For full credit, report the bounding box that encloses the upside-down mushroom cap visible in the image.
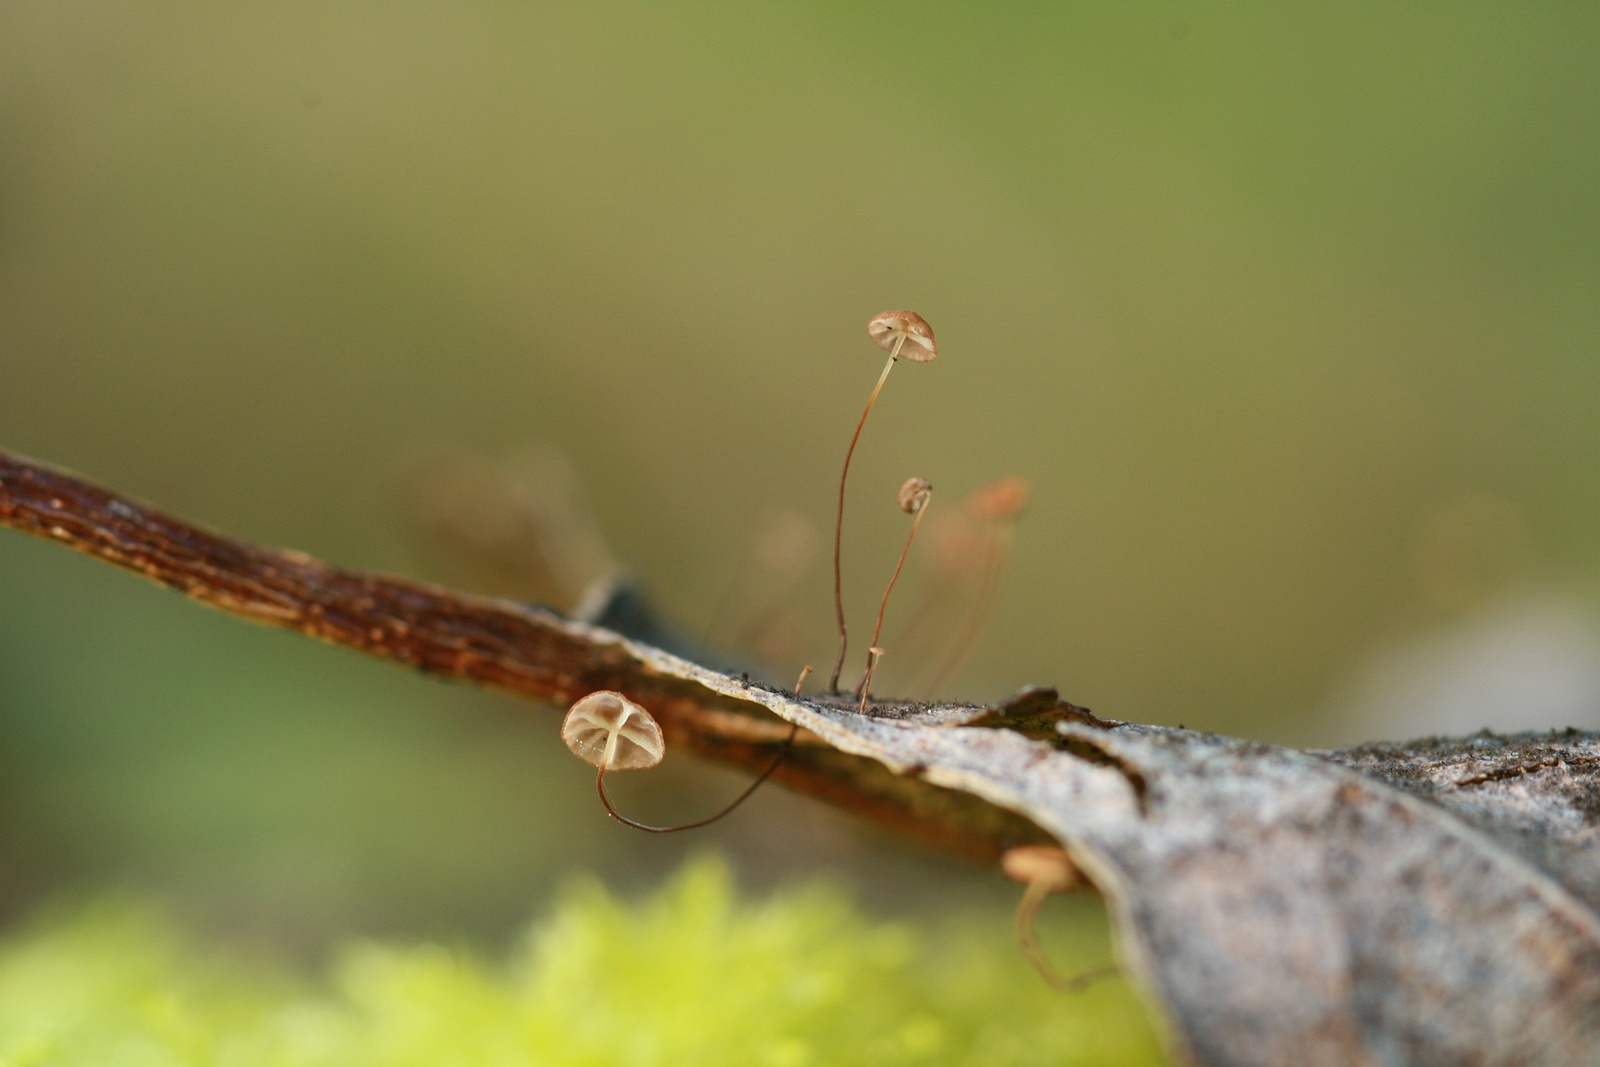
[1001,845,1080,893]
[867,310,938,362]
[561,690,666,771]
[897,476,933,515]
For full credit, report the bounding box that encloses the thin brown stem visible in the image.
[1014,879,1120,993]
[856,497,930,708]
[829,334,906,693]
[596,721,798,833]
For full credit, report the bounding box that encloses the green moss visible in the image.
[0,859,1166,1066]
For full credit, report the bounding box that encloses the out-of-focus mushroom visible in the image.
[1001,845,1118,992]
[921,473,1031,696]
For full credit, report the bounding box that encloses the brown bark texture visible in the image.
[3,447,1598,1067]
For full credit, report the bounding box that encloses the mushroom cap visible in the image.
[867,310,937,362]
[897,476,933,515]
[561,690,666,771]
[968,474,1030,522]
[1000,845,1080,893]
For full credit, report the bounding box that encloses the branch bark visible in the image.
[5,446,1600,1066]
[0,448,1040,861]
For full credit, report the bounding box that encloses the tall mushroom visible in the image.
[828,310,938,694]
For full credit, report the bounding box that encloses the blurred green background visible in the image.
[2,0,1599,969]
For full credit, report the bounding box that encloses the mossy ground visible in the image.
[0,858,1166,1066]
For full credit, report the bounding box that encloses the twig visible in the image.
[0,448,1037,862]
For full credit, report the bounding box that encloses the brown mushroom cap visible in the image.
[897,476,933,515]
[561,690,666,771]
[867,310,937,362]
[1001,845,1080,893]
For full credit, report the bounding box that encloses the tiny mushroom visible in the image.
[867,310,939,363]
[897,475,933,515]
[921,473,1032,696]
[829,311,940,694]
[1001,844,1079,894]
[855,476,935,711]
[561,690,796,834]
[561,690,665,772]
[968,473,1030,522]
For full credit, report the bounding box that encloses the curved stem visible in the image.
[1014,879,1120,993]
[856,497,931,708]
[829,335,906,694]
[595,722,799,833]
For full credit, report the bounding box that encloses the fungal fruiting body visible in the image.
[561,689,796,833]
[918,473,1030,696]
[855,477,933,712]
[881,507,983,676]
[562,690,666,772]
[828,311,938,694]
[1001,845,1118,992]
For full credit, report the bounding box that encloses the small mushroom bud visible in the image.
[898,476,933,515]
[829,312,939,694]
[1001,845,1117,992]
[856,478,934,711]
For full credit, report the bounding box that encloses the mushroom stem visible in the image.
[596,722,799,834]
[856,493,930,709]
[829,333,907,694]
[1013,879,1120,993]
[594,663,811,834]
